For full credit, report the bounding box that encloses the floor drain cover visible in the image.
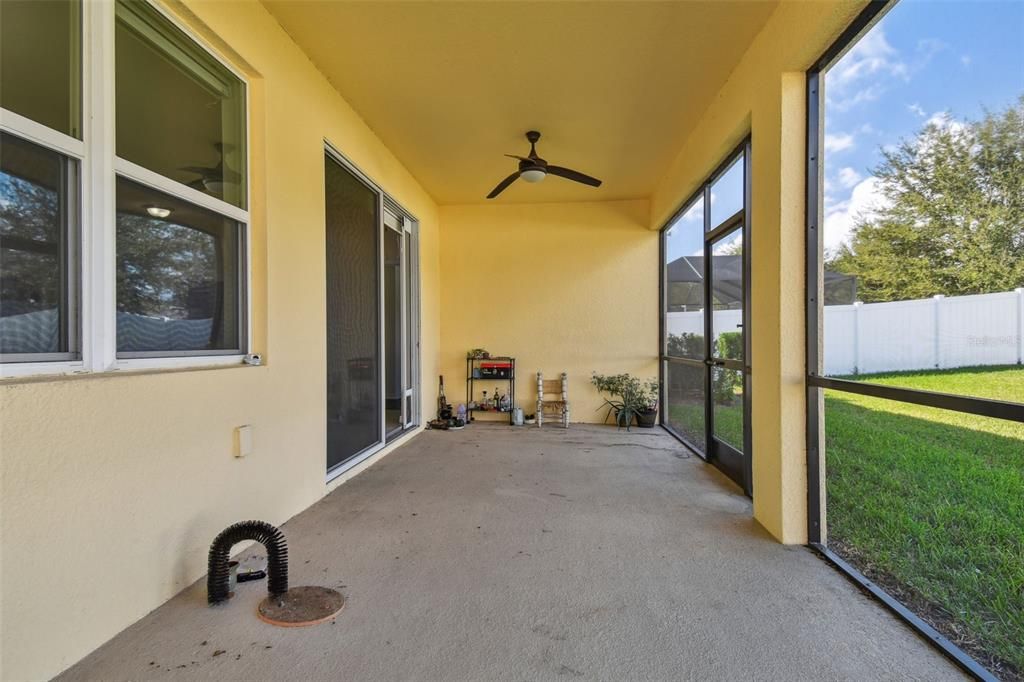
[257,586,345,627]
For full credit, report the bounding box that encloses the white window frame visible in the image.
[0,0,252,379]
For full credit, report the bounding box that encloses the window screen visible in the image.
[325,155,381,470]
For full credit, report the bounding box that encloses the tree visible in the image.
[827,96,1024,302]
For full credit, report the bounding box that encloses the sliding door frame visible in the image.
[324,141,421,482]
[659,137,753,495]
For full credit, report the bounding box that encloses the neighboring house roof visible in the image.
[666,255,857,308]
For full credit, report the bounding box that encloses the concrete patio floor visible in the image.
[58,425,962,681]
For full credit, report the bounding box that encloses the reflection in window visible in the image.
[115,177,241,354]
[115,0,246,208]
[0,0,81,138]
[0,132,76,357]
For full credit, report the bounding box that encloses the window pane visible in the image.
[116,177,242,354]
[405,229,414,421]
[710,228,743,360]
[384,226,402,437]
[1,0,81,138]
[709,154,743,228]
[0,132,76,357]
[664,360,705,455]
[665,197,704,359]
[115,0,246,208]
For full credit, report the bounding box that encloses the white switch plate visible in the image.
[235,425,253,457]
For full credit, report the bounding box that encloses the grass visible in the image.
[669,365,1023,675]
[825,365,1023,676]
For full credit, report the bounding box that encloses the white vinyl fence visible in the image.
[667,288,1024,376]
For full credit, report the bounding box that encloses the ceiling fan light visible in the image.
[520,168,546,183]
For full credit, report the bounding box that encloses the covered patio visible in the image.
[5,0,1018,677]
[57,427,958,681]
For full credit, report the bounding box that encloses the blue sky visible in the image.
[666,0,1024,263]
[823,0,1024,255]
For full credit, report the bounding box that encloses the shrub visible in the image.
[591,372,660,430]
[712,332,743,404]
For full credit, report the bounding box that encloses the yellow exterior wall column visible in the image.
[748,73,810,542]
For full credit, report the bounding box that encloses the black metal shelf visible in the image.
[466,356,516,425]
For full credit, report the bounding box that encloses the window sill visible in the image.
[0,355,260,385]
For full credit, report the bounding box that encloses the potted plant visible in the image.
[591,373,660,430]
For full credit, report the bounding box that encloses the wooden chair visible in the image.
[537,372,569,428]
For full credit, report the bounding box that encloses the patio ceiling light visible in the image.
[520,168,546,183]
[145,206,172,218]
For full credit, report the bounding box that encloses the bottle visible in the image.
[482,390,489,411]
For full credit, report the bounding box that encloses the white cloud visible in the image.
[828,29,909,111]
[837,167,862,189]
[827,28,943,113]
[824,133,855,153]
[907,102,926,117]
[823,176,890,255]
[960,54,972,67]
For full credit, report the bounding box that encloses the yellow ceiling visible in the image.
[262,0,779,205]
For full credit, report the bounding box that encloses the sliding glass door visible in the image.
[325,152,419,474]
[325,154,380,471]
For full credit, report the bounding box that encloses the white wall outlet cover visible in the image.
[235,425,253,457]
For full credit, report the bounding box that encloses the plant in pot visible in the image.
[591,373,660,430]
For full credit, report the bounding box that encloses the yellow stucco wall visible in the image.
[650,0,867,543]
[0,1,441,679]
[439,201,657,424]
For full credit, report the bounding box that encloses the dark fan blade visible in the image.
[546,165,602,187]
[487,172,520,199]
[505,154,547,166]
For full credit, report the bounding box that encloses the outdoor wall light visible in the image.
[520,168,546,183]
[145,206,172,218]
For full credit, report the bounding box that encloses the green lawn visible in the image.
[668,365,1023,674]
[826,366,1023,676]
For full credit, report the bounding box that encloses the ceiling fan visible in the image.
[486,130,602,199]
